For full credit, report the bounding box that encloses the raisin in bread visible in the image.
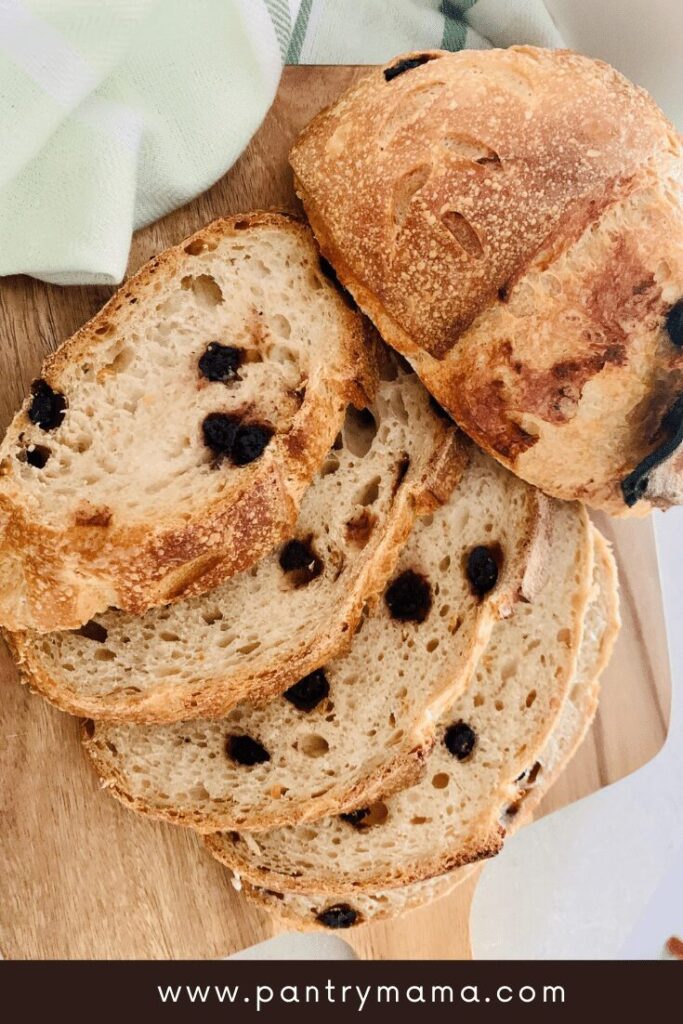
[82,446,550,825]
[235,534,618,930]
[0,213,374,633]
[290,48,683,515]
[11,371,462,722]
[204,502,597,891]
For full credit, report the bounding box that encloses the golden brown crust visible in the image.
[0,213,374,633]
[291,48,683,514]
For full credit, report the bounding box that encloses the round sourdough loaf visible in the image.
[290,47,683,515]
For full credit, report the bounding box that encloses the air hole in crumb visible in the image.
[184,237,206,255]
[202,608,223,625]
[432,772,449,789]
[357,476,381,507]
[237,640,261,655]
[94,648,116,662]
[321,454,340,476]
[343,406,377,458]
[525,689,537,708]
[269,313,292,339]
[300,734,329,758]
[181,273,224,307]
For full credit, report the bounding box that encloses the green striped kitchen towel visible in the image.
[0,0,562,287]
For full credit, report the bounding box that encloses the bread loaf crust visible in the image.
[0,214,374,632]
[291,48,683,514]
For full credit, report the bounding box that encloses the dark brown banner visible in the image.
[1,960,679,1021]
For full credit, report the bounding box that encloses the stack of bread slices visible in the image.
[3,44,681,934]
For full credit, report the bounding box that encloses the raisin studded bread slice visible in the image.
[204,502,597,891]
[290,48,683,515]
[239,867,475,933]
[11,371,462,722]
[0,213,374,633]
[235,534,618,930]
[82,446,550,825]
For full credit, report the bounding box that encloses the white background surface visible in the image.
[470,0,683,959]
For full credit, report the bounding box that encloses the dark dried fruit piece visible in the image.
[198,342,243,381]
[25,445,50,469]
[316,904,359,929]
[202,413,273,466]
[340,807,370,827]
[621,393,683,506]
[665,299,683,347]
[384,55,433,81]
[466,546,499,597]
[444,721,477,761]
[385,569,432,623]
[231,423,274,466]
[279,538,323,586]
[226,734,270,766]
[28,379,67,431]
[284,668,330,712]
[202,412,240,456]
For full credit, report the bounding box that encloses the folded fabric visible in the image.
[0,0,562,287]
[0,0,286,285]
[287,0,562,63]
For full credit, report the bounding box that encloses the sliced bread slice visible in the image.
[204,501,596,891]
[239,867,476,932]
[237,535,618,930]
[11,371,461,722]
[0,213,373,632]
[504,529,620,826]
[82,446,550,824]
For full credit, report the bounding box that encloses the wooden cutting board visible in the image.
[0,68,672,961]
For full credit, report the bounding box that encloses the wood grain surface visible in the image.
[0,67,672,961]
